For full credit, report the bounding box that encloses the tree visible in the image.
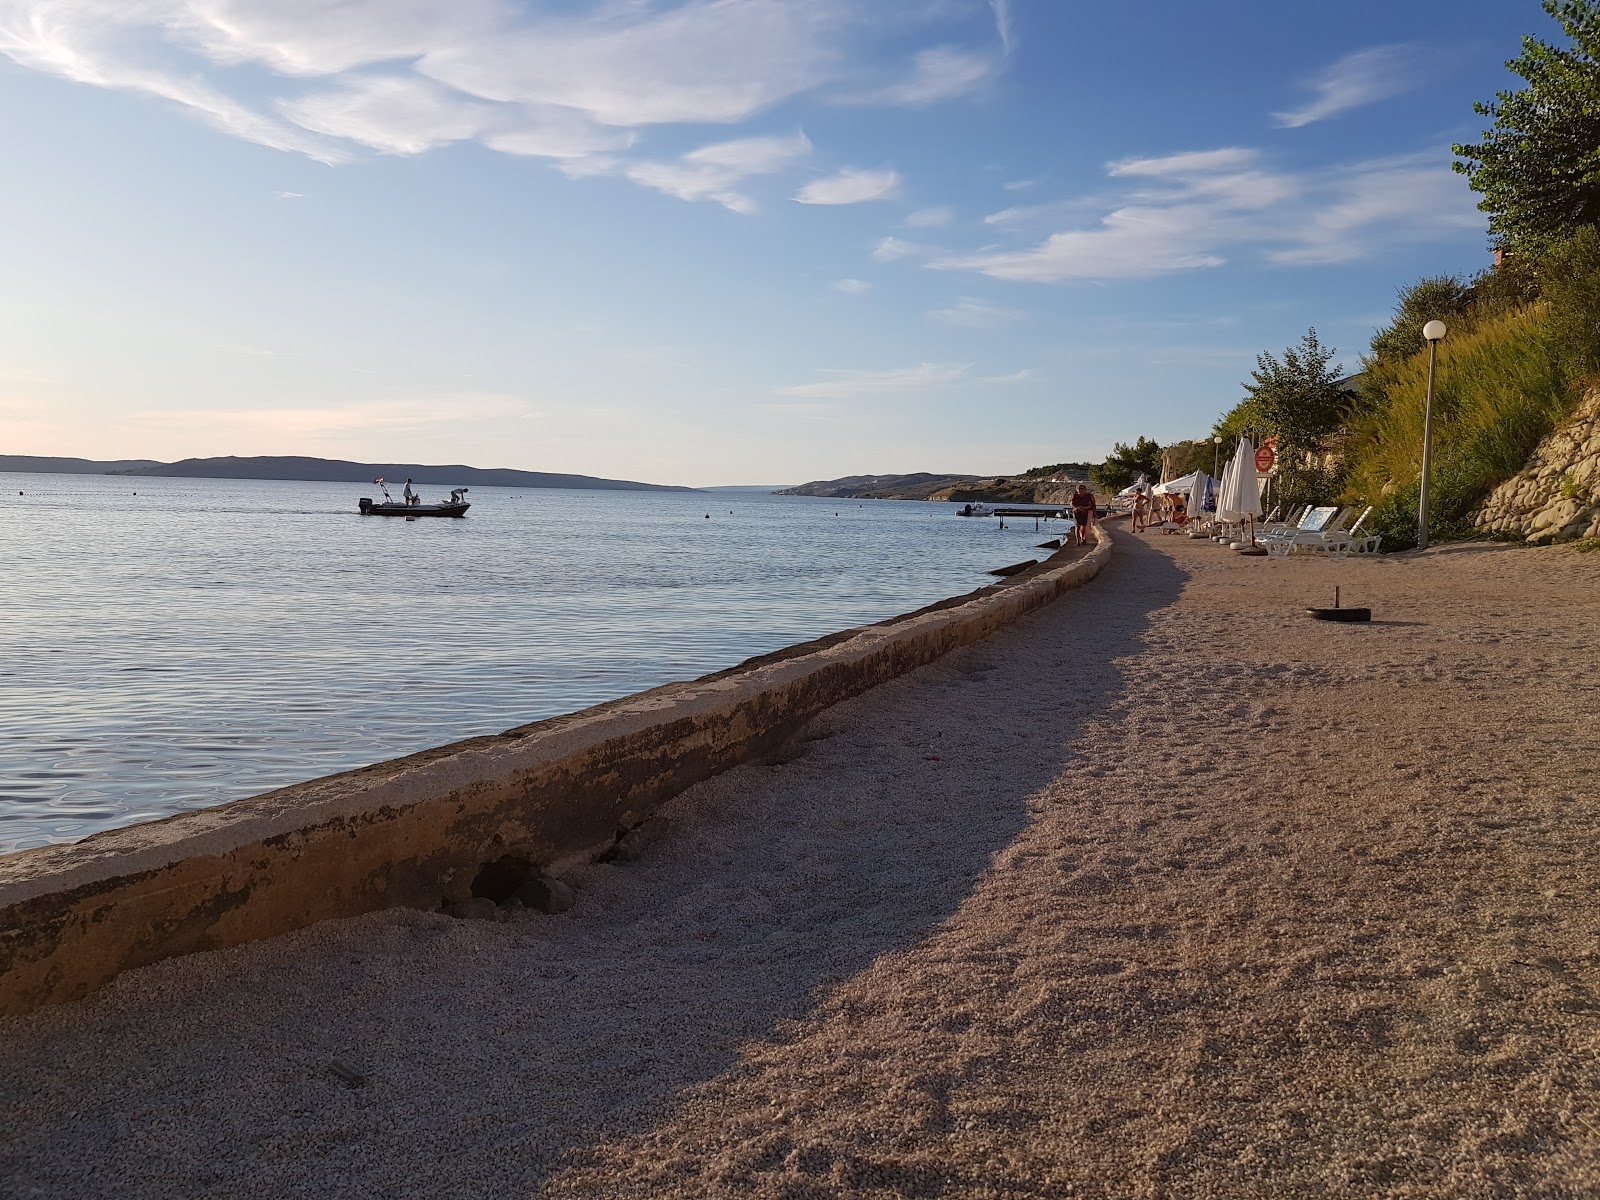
[1161,439,1214,480]
[1243,328,1349,451]
[1237,329,1350,509]
[1453,1,1600,254]
[1019,461,1095,478]
[1368,276,1477,363]
[1090,436,1163,492]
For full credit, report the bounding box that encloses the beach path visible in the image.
[3,533,1598,1198]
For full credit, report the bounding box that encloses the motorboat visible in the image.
[359,481,470,517]
[957,502,994,517]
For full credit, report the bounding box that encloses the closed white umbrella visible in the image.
[1216,437,1263,523]
[1185,470,1211,524]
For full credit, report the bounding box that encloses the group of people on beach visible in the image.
[1129,487,1186,533]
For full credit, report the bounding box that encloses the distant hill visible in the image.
[1,455,163,474]
[780,470,1093,503]
[97,455,694,491]
[779,472,984,500]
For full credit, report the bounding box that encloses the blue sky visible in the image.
[0,0,1537,486]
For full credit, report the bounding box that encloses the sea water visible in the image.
[0,473,1071,852]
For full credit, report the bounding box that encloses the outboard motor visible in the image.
[359,497,373,513]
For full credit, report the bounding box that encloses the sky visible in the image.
[0,0,1543,486]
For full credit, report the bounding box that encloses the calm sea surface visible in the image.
[1,473,1072,853]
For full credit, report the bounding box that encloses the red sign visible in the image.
[1255,446,1276,472]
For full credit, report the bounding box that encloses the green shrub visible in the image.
[1344,306,1578,547]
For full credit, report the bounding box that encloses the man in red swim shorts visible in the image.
[1070,482,1096,546]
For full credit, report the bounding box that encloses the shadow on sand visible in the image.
[0,536,1189,1199]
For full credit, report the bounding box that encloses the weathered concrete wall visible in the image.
[0,530,1113,1017]
[1475,388,1600,543]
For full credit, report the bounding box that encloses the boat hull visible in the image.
[358,500,470,517]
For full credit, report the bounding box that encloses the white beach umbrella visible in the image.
[1186,470,1211,521]
[1216,437,1263,522]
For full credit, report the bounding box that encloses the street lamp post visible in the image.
[1418,320,1448,550]
[1213,434,1223,478]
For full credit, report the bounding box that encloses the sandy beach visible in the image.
[3,530,1599,1199]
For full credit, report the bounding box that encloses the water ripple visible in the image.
[0,474,1070,852]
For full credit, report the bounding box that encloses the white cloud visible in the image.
[130,393,534,440]
[1265,155,1483,265]
[832,278,871,294]
[624,132,813,211]
[1108,147,1259,178]
[795,167,900,205]
[280,75,495,155]
[0,3,346,161]
[927,298,1025,328]
[0,0,1014,202]
[927,145,1482,283]
[990,0,1014,55]
[1273,45,1422,128]
[904,206,953,228]
[775,362,972,398]
[774,361,1029,398]
[420,2,839,127]
[1002,178,1036,191]
[272,190,303,200]
[872,235,941,262]
[854,45,996,106]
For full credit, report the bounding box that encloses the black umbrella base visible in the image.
[1307,607,1371,622]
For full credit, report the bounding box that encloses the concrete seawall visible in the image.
[0,528,1113,1017]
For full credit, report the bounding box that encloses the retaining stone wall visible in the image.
[1475,390,1600,543]
[0,530,1113,1017]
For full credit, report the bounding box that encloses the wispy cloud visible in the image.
[832,278,872,294]
[280,75,495,156]
[774,361,1028,398]
[775,362,971,399]
[1272,45,1423,128]
[927,299,1025,328]
[795,167,900,205]
[130,394,534,441]
[856,45,998,105]
[0,0,1012,206]
[1108,147,1258,178]
[1265,154,1482,265]
[904,206,953,228]
[928,145,1481,282]
[873,235,941,262]
[624,133,813,212]
[990,0,1015,55]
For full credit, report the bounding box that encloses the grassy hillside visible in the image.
[1345,305,1578,548]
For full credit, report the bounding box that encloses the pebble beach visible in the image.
[3,530,1599,1198]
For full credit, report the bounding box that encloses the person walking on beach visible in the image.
[1132,489,1150,533]
[1070,482,1096,546]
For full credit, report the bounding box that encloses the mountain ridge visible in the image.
[2,454,694,491]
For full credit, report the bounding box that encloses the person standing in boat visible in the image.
[403,478,417,506]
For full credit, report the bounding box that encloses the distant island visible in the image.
[780,469,1090,503]
[0,455,164,474]
[1,455,695,492]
